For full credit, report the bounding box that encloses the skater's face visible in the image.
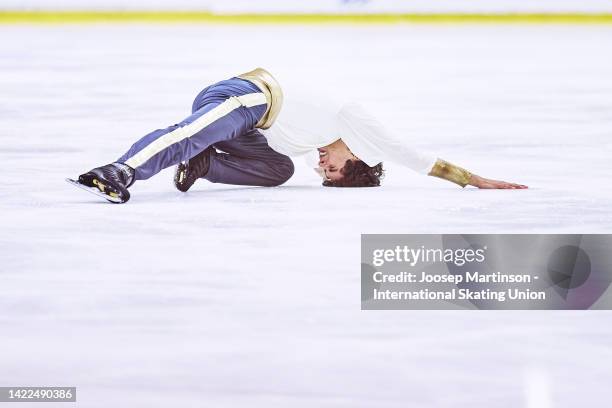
[316,141,357,182]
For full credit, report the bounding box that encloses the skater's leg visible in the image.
[75,78,269,203]
[205,129,294,187]
[117,94,267,181]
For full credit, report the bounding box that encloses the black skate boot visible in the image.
[74,162,135,203]
[174,147,214,192]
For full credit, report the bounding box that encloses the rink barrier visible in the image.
[2,11,612,24]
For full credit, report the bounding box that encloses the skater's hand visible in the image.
[469,174,528,189]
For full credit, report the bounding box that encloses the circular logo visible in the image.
[547,245,591,289]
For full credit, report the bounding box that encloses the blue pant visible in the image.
[117,78,294,186]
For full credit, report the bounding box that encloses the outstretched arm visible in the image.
[336,103,528,189]
[428,159,528,189]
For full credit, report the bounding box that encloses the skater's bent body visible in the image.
[73,68,527,203]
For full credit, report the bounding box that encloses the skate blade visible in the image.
[65,178,124,203]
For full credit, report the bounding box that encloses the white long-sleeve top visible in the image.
[261,96,436,173]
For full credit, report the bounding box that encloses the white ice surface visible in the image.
[1,24,612,407]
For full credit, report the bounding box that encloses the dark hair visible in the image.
[323,160,384,187]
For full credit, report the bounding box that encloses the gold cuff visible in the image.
[428,159,472,187]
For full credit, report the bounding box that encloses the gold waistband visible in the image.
[237,67,283,129]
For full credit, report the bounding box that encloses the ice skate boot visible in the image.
[174,147,214,192]
[67,162,134,204]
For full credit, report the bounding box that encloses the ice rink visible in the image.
[1,23,612,407]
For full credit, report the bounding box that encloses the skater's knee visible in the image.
[270,156,294,186]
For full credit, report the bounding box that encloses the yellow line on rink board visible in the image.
[1,11,612,25]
